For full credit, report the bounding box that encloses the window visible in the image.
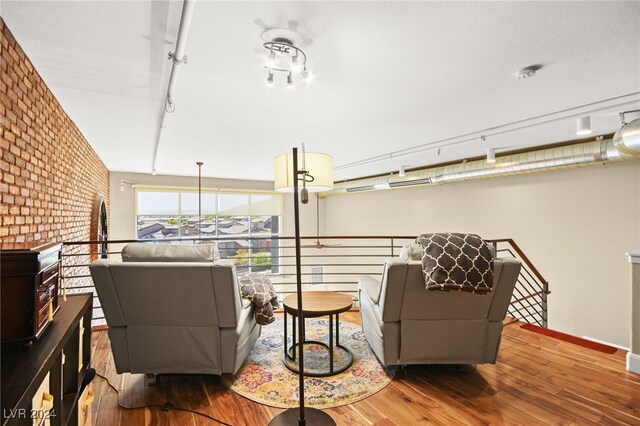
[135,189,283,273]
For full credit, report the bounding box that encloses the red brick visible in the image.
[0,22,109,247]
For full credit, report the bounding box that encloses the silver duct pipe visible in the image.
[614,117,640,156]
[151,0,196,175]
[323,133,640,196]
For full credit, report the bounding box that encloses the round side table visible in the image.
[282,291,353,377]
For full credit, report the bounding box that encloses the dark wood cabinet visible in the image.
[1,242,62,344]
[1,294,93,426]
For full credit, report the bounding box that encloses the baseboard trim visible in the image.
[582,336,629,351]
[627,352,640,374]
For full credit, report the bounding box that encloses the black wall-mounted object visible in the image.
[98,198,108,259]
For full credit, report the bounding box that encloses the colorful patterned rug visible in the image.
[220,318,396,409]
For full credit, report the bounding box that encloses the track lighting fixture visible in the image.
[486,148,496,163]
[576,116,592,136]
[399,166,406,177]
[262,36,310,87]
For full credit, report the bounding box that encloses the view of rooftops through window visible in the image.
[136,190,282,274]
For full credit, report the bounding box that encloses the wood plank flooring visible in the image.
[89,313,640,425]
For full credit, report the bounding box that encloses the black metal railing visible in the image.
[492,239,549,327]
[59,236,549,328]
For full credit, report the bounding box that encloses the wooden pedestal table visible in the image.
[283,291,354,377]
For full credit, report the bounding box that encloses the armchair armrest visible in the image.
[358,276,381,304]
[236,301,255,335]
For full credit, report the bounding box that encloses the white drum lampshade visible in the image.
[274,152,334,192]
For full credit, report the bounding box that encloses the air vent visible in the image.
[389,178,432,188]
[346,185,374,192]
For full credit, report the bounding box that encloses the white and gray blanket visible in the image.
[238,273,280,325]
[416,233,494,294]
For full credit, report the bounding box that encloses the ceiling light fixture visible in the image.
[263,37,309,87]
[265,50,276,68]
[486,148,496,163]
[399,166,406,177]
[576,116,592,136]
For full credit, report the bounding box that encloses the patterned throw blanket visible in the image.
[238,273,280,325]
[416,233,494,294]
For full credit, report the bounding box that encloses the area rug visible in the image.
[220,318,396,409]
[520,323,618,354]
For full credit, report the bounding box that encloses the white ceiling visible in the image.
[3,1,640,182]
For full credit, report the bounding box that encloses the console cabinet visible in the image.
[1,294,93,426]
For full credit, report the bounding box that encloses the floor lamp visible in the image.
[270,147,335,426]
[197,161,203,241]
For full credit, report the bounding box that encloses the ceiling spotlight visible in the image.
[576,116,592,136]
[291,55,303,73]
[399,166,406,177]
[287,72,293,88]
[266,69,274,86]
[151,168,157,176]
[486,148,496,163]
[265,50,276,68]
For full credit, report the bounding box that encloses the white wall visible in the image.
[323,161,640,348]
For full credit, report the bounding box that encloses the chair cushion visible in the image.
[359,276,382,304]
[121,243,220,262]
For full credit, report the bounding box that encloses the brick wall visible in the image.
[0,19,110,247]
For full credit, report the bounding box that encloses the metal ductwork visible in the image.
[323,132,640,196]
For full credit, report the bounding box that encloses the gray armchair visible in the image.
[89,243,260,375]
[358,256,521,366]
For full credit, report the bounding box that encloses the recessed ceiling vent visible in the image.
[345,185,374,193]
[389,178,433,188]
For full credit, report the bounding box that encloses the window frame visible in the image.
[134,187,282,274]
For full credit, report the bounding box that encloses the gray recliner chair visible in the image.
[358,255,521,366]
[89,243,260,375]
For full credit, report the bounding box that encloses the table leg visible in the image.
[292,312,297,360]
[329,314,334,374]
[283,309,287,358]
[336,313,340,347]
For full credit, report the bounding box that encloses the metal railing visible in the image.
[59,236,549,328]
[492,239,549,327]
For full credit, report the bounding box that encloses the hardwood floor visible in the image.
[89,313,640,425]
